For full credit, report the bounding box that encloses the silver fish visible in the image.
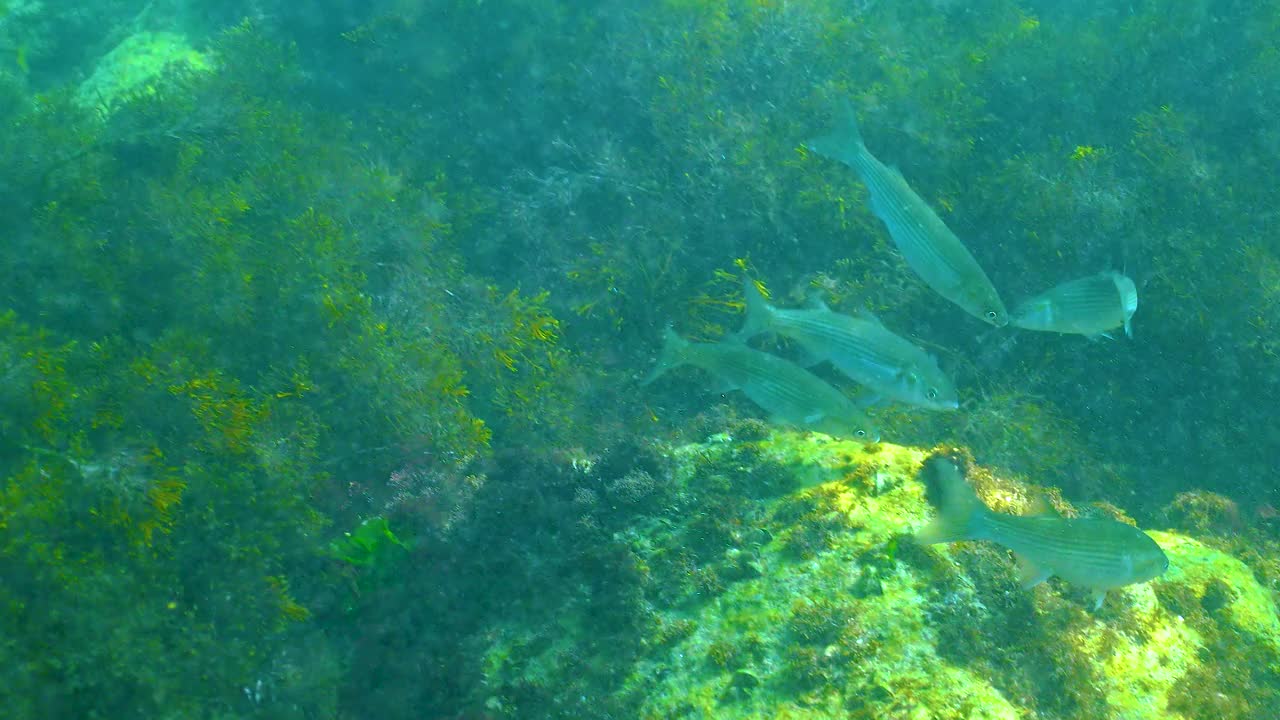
[736,280,959,411]
[806,107,1008,327]
[644,328,879,441]
[1011,271,1138,338]
[916,455,1168,609]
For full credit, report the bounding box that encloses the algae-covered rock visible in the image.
[75,30,210,112]
[472,431,1280,719]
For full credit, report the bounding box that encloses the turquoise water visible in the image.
[2,1,1278,718]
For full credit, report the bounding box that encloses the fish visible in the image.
[735,280,959,411]
[1010,271,1139,338]
[806,106,1008,327]
[915,455,1168,609]
[644,327,879,441]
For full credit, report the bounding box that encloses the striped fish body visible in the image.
[807,110,1008,327]
[982,514,1168,593]
[645,329,879,441]
[917,455,1167,609]
[1011,272,1139,337]
[736,282,958,411]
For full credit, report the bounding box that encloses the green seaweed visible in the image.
[329,517,408,567]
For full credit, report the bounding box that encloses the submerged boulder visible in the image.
[473,431,1280,719]
[76,30,211,112]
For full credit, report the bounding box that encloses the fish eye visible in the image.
[855,429,867,437]
[926,388,938,400]
[985,310,999,321]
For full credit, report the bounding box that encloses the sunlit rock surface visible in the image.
[76,30,210,111]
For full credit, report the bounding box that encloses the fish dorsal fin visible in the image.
[804,291,832,312]
[711,376,740,394]
[1026,494,1062,518]
[1014,552,1052,589]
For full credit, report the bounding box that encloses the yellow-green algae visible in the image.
[474,431,1280,718]
[1154,531,1280,646]
[75,31,211,111]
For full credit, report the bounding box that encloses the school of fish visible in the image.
[643,101,1164,607]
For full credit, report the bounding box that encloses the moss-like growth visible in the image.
[1162,491,1245,538]
[0,20,582,719]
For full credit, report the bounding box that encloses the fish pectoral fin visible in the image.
[802,411,827,425]
[803,291,832,312]
[1014,553,1052,589]
[711,377,740,394]
[1089,588,1107,611]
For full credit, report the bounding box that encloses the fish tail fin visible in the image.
[804,101,867,165]
[642,326,690,385]
[1112,272,1138,339]
[734,278,776,341]
[915,454,991,544]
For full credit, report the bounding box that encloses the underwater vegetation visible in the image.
[471,430,1280,720]
[3,0,1280,718]
[0,19,571,719]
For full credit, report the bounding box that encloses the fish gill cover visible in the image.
[1,1,1279,719]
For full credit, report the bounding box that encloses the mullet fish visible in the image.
[735,280,959,411]
[644,328,879,441]
[916,455,1167,609]
[806,107,1008,327]
[1010,271,1138,338]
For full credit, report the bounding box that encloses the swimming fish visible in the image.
[735,280,959,411]
[916,455,1167,609]
[644,328,879,441]
[806,107,1008,327]
[1010,271,1138,338]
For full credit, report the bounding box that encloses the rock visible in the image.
[75,31,211,113]
[473,431,1280,718]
